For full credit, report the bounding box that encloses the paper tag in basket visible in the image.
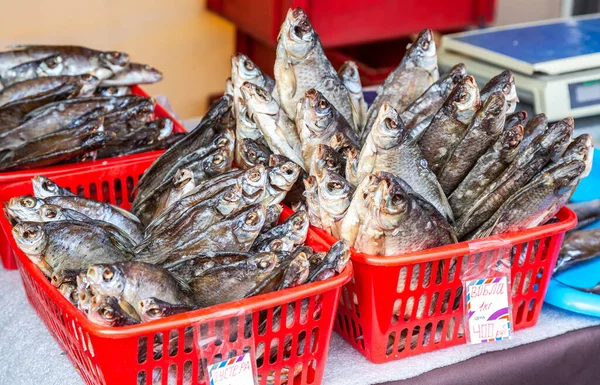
[465,276,512,344]
[208,352,255,385]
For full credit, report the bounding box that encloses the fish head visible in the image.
[12,222,47,259]
[241,165,269,200]
[481,70,518,113]
[288,210,310,243]
[249,252,279,275]
[318,170,354,216]
[326,240,351,273]
[134,64,163,83]
[376,178,412,230]
[88,294,127,327]
[86,264,126,298]
[240,82,278,116]
[231,53,264,86]
[240,138,271,167]
[172,168,194,192]
[139,298,187,322]
[5,195,44,222]
[279,7,317,60]
[549,160,587,193]
[282,252,311,288]
[499,124,525,162]
[372,104,405,149]
[78,74,101,96]
[234,205,266,244]
[338,61,361,93]
[39,204,67,222]
[542,117,574,161]
[99,51,131,73]
[302,89,335,134]
[312,144,344,177]
[203,146,234,177]
[404,29,437,75]
[269,161,301,192]
[440,63,467,95]
[480,92,507,135]
[449,76,480,125]
[354,174,381,208]
[216,184,243,217]
[564,134,594,177]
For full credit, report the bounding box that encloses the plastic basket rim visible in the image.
[313,207,577,267]
[0,85,183,184]
[12,234,353,338]
[0,174,353,338]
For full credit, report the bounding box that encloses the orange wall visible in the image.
[0,0,235,118]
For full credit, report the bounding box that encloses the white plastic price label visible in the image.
[208,352,255,385]
[465,276,512,344]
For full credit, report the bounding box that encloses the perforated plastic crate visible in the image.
[0,86,185,269]
[312,208,576,363]
[0,157,352,385]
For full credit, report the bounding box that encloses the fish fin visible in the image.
[118,299,142,321]
[111,203,143,224]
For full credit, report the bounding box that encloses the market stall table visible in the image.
[3,116,600,385]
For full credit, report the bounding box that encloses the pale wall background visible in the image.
[0,0,235,119]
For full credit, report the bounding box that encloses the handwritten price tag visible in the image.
[208,353,255,385]
[465,276,511,344]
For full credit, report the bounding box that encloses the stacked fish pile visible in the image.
[0,45,178,171]
[224,8,593,257]
[6,95,350,328]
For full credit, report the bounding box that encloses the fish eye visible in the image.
[256,87,268,99]
[391,194,404,206]
[452,75,460,84]
[243,60,255,71]
[292,217,305,229]
[42,180,55,190]
[147,308,163,317]
[216,137,229,147]
[502,84,511,93]
[212,154,224,165]
[421,40,430,51]
[249,170,261,181]
[293,26,304,37]
[102,268,114,282]
[270,239,283,250]
[44,208,57,218]
[22,198,35,208]
[82,74,93,81]
[386,118,398,129]
[224,191,238,201]
[46,57,60,68]
[246,212,260,225]
[247,150,257,160]
[326,158,336,167]
[144,65,152,71]
[318,99,328,109]
[459,92,468,102]
[258,259,271,269]
[23,229,38,239]
[328,182,342,190]
[99,307,115,320]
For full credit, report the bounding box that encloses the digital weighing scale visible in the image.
[439,14,600,121]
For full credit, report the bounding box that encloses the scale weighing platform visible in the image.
[439,14,600,121]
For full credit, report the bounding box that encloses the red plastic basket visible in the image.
[0,85,186,270]
[311,209,576,363]
[0,157,352,385]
